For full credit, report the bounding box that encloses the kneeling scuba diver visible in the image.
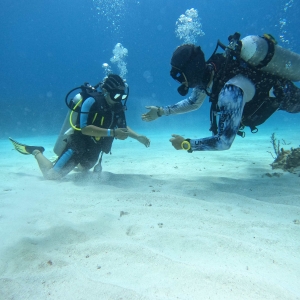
[10,74,150,179]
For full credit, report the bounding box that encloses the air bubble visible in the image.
[175,8,205,44]
[110,43,128,78]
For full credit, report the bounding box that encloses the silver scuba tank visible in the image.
[240,35,300,82]
[53,93,82,156]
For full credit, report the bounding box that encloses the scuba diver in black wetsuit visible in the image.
[10,74,150,180]
[142,33,300,152]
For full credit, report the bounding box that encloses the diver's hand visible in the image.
[114,128,128,140]
[136,135,150,147]
[141,106,163,122]
[169,134,185,150]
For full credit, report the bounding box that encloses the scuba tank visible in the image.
[53,93,82,156]
[240,35,300,82]
[53,82,100,156]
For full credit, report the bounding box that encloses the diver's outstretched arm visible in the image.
[126,126,150,147]
[170,84,245,151]
[141,85,207,122]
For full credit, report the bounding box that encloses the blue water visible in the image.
[1,0,299,139]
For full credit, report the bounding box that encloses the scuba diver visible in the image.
[10,74,150,180]
[141,33,300,152]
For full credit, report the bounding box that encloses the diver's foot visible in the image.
[26,145,45,155]
[9,137,45,155]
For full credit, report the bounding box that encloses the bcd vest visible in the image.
[208,53,284,136]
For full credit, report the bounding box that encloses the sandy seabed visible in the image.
[0,129,300,300]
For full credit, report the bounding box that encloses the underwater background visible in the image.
[1,0,299,140]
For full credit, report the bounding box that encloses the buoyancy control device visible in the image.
[208,32,300,136]
[53,83,100,156]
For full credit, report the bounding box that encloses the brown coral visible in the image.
[271,147,300,171]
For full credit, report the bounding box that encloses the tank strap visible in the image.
[256,36,275,68]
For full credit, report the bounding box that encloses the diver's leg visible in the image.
[33,147,80,180]
[47,136,87,179]
[46,148,80,180]
[32,150,54,176]
[79,142,102,172]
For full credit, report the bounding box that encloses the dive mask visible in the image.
[170,68,189,96]
[112,83,129,101]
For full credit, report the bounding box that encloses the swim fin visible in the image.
[9,137,45,155]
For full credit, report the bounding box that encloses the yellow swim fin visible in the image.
[9,137,45,155]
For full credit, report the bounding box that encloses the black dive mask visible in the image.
[170,67,202,96]
[170,68,189,96]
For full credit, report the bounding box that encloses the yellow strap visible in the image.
[92,113,98,124]
[94,117,105,141]
[69,98,83,131]
[263,33,277,45]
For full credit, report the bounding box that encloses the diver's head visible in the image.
[170,44,206,96]
[101,74,129,105]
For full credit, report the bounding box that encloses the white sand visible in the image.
[1,130,300,300]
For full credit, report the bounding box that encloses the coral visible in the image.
[269,133,300,171]
[269,133,280,158]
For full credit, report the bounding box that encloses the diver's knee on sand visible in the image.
[43,168,62,180]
